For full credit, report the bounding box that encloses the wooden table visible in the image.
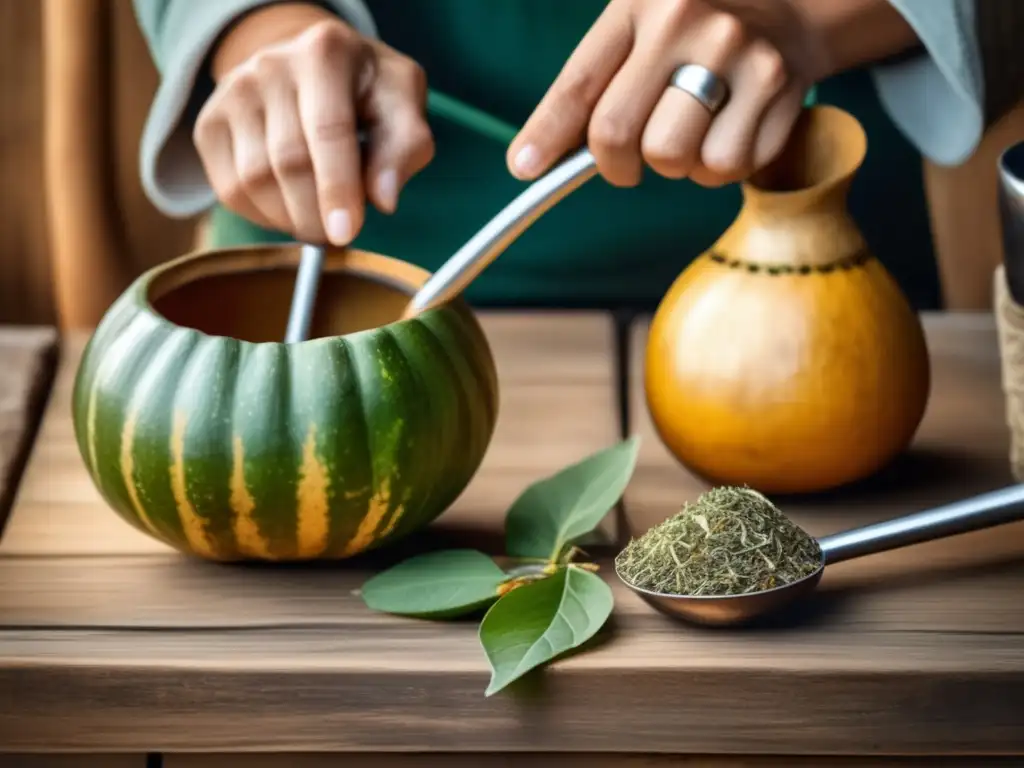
[1,312,1022,767]
[0,327,56,530]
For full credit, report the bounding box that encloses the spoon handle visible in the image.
[283,90,519,343]
[284,243,326,343]
[818,484,1024,565]
[406,147,599,316]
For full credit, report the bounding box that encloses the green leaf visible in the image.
[361,549,506,619]
[479,566,613,696]
[505,435,641,560]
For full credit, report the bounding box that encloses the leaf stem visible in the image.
[502,563,551,580]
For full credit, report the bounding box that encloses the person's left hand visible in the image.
[507,0,828,188]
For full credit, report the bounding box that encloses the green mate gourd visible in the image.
[71,246,499,561]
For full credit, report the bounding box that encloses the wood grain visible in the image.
[0,758,145,768]
[2,624,1022,753]
[0,313,621,556]
[164,756,1024,768]
[620,311,1024,754]
[3,313,1023,756]
[0,327,57,531]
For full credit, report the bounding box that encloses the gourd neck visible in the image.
[715,105,868,269]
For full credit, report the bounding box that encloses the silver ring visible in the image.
[669,64,729,114]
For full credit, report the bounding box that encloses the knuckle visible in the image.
[310,114,359,145]
[706,12,747,54]
[589,113,637,153]
[302,19,356,60]
[404,122,437,168]
[192,108,220,147]
[408,119,435,151]
[641,138,690,179]
[236,160,275,191]
[662,0,695,26]
[398,56,428,94]
[250,49,287,81]
[269,140,313,177]
[413,130,437,170]
[552,68,604,110]
[701,144,745,179]
[221,71,263,113]
[750,45,788,92]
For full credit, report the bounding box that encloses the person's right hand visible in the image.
[194,4,435,246]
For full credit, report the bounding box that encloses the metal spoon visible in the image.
[284,242,326,343]
[403,147,598,317]
[283,90,523,344]
[618,483,1024,627]
[286,146,598,338]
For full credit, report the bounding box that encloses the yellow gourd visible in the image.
[645,105,930,495]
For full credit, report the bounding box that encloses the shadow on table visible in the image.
[775,445,1014,513]
[214,516,508,577]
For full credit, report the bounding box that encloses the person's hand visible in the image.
[507,0,833,189]
[195,4,435,246]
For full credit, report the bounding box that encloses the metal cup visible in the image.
[996,139,1024,482]
[999,140,1024,303]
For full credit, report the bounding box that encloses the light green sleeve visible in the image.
[871,0,984,167]
[132,0,378,218]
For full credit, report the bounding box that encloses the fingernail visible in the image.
[377,169,398,212]
[326,209,352,245]
[512,144,541,178]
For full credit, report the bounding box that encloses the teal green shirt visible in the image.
[133,0,989,310]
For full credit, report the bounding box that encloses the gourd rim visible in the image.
[743,104,867,199]
[139,244,458,347]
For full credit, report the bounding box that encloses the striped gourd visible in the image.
[71,247,499,561]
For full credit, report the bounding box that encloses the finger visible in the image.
[294,22,368,245]
[194,90,273,229]
[750,86,805,171]
[637,12,747,182]
[260,57,327,244]
[229,100,294,231]
[362,54,435,214]
[697,41,790,185]
[688,86,801,186]
[506,2,631,181]
[586,45,678,187]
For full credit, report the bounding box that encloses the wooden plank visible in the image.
[3,544,1024,631]
[616,310,1024,754]
[0,327,57,533]
[164,756,1024,768]
[0,311,632,754]
[0,312,620,556]
[7,312,1021,756]
[0,758,145,768]
[1,618,1022,754]
[1,559,1023,753]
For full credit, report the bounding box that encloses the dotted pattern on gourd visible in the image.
[708,250,871,275]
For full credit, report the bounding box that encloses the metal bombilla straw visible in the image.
[283,90,521,343]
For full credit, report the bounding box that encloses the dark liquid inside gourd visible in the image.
[153,267,413,343]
